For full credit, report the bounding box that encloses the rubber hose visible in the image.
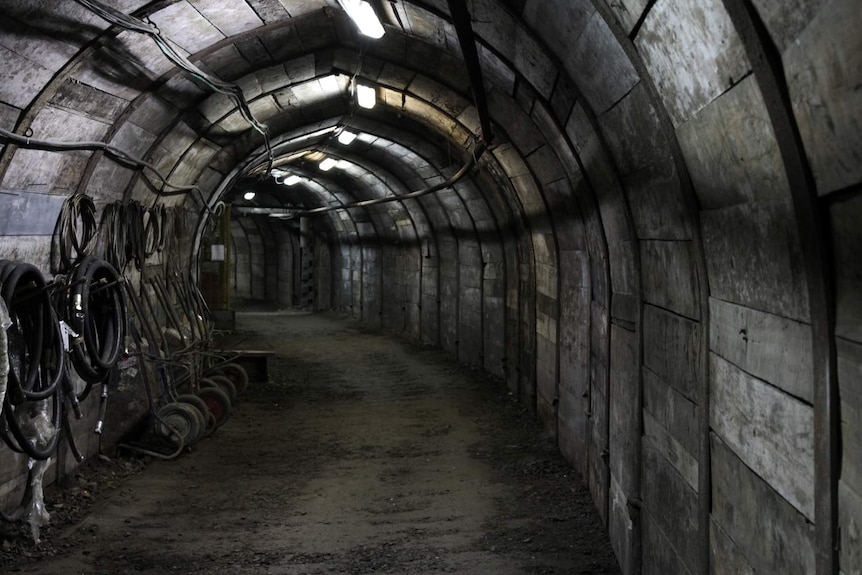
[2,380,63,460]
[68,257,126,386]
[0,261,65,401]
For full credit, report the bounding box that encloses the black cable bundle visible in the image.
[67,256,127,388]
[124,202,146,270]
[99,201,171,272]
[51,192,98,274]
[0,261,65,461]
[144,205,167,258]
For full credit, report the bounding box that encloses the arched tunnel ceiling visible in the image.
[2,1,862,574]
[0,0,856,323]
[0,0,528,244]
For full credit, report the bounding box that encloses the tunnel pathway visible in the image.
[13,310,619,574]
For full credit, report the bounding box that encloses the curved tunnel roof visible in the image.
[1,1,860,573]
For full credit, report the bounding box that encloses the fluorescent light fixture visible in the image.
[342,0,385,39]
[338,130,358,145]
[243,191,256,200]
[319,157,338,171]
[356,83,376,109]
[283,174,301,186]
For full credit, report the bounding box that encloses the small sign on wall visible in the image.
[211,244,225,261]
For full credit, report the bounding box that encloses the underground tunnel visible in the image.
[0,0,860,573]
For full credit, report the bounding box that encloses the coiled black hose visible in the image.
[67,256,126,389]
[0,260,65,460]
[0,261,65,402]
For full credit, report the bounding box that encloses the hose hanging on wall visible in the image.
[0,261,64,461]
[51,192,98,274]
[0,295,30,523]
[0,262,66,403]
[99,201,174,273]
[66,256,126,389]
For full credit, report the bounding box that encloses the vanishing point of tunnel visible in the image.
[0,0,860,574]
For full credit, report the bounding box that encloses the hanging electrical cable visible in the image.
[99,202,126,272]
[72,0,274,174]
[289,139,488,218]
[161,208,187,275]
[51,192,98,274]
[0,127,199,196]
[0,127,221,222]
[143,204,165,258]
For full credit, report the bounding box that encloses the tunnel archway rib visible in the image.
[401,3,708,574]
[180,65,524,352]
[348,124,513,365]
[315,148,433,338]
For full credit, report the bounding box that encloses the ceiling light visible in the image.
[243,191,256,200]
[338,130,358,145]
[341,0,385,39]
[356,83,376,109]
[319,157,338,171]
[283,175,301,186]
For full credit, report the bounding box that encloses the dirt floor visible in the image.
[0,310,620,574]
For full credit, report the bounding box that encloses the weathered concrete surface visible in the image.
[608,324,639,574]
[0,191,65,235]
[635,0,749,127]
[709,518,755,575]
[642,370,698,490]
[751,0,829,53]
[640,240,700,320]
[784,0,862,195]
[711,436,815,574]
[700,201,809,322]
[710,353,814,519]
[642,511,695,575]
[641,441,699,573]
[602,0,650,35]
[677,75,789,210]
[643,304,701,403]
[599,84,669,179]
[0,2,859,574]
[838,479,862,575]
[709,297,813,402]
